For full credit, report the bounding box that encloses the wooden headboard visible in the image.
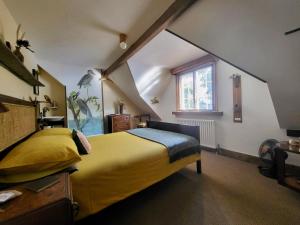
[0,94,37,152]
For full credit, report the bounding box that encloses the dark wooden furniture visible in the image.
[0,173,74,225]
[107,114,131,133]
[275,142,300,192]
[147,121,202,174]
[0,42,44,87]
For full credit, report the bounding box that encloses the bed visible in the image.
[71,123,201,219]
[0,94,201,221]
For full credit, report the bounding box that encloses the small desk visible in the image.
[275,142,300,192]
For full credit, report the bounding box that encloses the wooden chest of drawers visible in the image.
[107,114,131,133]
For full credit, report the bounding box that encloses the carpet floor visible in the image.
[76,151,300,225]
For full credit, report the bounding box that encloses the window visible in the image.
[174,56,217,112]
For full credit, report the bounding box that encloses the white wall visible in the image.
[126,30,206,119]
[169,0,300,129]
[110,63,159,119]
[37,66,66,118]
[38,59,142,131]
[0,0,66,121]
[102,79,142,129]
[0,0,36,99]
[157,60,300,165]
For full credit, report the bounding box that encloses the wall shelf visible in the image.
[0,41,44,87]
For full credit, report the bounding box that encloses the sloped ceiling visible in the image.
[127,30,207,116]
[169,0,300,129]
[109,63,160,119]
[128,30,207,99]
[4,0,173,68]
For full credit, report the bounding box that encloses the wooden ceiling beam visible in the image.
[103,0,197,76]
[170,54,217,75]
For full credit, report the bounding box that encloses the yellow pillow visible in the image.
[31,128,72,138]
[0,165,71,183]
[0,135,81,175]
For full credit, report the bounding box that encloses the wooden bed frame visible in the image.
[147,121,202,174]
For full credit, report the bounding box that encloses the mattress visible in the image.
[71,131,201,220]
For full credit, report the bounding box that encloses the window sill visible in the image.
[172,111,223,116]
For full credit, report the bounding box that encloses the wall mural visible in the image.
[67,69,104,136]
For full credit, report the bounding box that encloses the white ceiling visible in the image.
[128,30,207,100]
[169,0,300,128]
[129,30,207,69]
[4,0,173,68]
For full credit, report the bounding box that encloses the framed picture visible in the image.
[33,69,39,95]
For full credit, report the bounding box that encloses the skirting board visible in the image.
[201,146,300,176]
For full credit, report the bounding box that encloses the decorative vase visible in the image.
[13,46,24,63]
[119,103,124,114]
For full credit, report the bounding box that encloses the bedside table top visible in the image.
[0,172,72,222]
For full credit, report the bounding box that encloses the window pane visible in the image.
[195,65,213,110]
[179,73,194,110]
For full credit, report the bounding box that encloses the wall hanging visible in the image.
[67,69,104,136]
[32,69,39,95]
[232,74,242,123]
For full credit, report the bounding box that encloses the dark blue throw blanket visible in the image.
[126,128,200,163]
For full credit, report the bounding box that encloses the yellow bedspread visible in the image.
[71,131,201,220]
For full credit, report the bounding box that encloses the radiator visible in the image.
[176,119,216,149]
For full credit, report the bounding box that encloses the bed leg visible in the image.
[196,160,201,174]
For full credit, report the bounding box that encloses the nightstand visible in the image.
[0,173,74,225]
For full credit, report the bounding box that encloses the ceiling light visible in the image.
[119,33,127,50]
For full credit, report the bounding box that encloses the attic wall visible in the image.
[102,80,143,130]
[126,62,171,117]
[109,63,160,120]
[37,60,142,133]
[169,0,300,129]
[37,66,66,118]
[157,60,300,166]
[126,30,206,120]
[0,0,36,99]
[0,0,65,121]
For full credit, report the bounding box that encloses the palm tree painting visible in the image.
[67,69,103,136]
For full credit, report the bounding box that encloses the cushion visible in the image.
[0,135,81,175]
[72,129,91,155]
[0,165,72,183]
[0,166,78,184]
[31,128,72,138]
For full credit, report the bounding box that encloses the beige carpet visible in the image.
[77,151,300,225]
